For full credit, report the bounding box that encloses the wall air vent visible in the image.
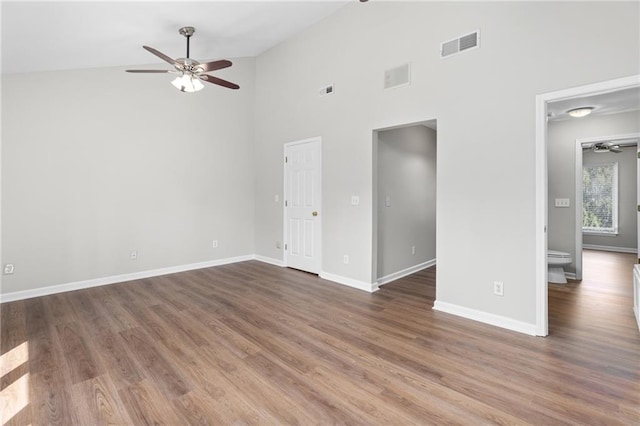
[440,30,480,59]
[384,63,411,89]
[319,84,334,96]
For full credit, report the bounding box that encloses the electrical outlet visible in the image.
[275,194,279,203]
[555,198,570,208]
[212,240,218,248]
[351,196,360,206]
[130,250,138,260]
[3,264,14,275]
[411,246,416,255]
[343,255,349,264]
[493,281,504,296]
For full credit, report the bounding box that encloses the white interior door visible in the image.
[284,138,321,273]
[637,142,639,264]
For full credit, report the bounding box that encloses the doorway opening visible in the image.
[372,119,437,287]
[574,134,639,280]
[536,74,640,336]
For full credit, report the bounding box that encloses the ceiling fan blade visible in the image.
[143,45,179,66]
[198,60,232,72]
[610,147,622,153]
[201,74,239,90]
[126,69,170,73]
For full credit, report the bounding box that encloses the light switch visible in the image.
[555,198,570,208]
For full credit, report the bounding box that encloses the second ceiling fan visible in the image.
[126,26,239,93]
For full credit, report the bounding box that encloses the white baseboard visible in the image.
[1,254,382,303]
[0,255,254,303]
[433,300,537,336]
[254,255,285,267]
[319,271,379,293]
[582,244,637,254]
[378,258,436,286]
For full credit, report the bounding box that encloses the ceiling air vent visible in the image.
[440,30,480,59]
[384,63,411,89]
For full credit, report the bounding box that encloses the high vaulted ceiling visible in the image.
[1,1,348,74]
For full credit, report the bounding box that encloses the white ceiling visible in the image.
[1,1,348,74]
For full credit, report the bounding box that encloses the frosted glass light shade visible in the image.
[171,74,204,92]
[567,107,594,118]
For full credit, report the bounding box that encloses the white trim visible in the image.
[633,265,640,332]
[254,255,285,267]
[582,244,638,254]
[0,254,385,303]
[433,301,537,336]
[574,138,585,280]
[536,74,640,337]
[377,259,436,286]
[0,255,254,303]
[319,271,379,293]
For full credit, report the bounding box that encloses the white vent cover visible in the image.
[440,30,480,59]
[319,84,334,96]
[384,63,411,89]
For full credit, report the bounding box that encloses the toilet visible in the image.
[548,250,572,284]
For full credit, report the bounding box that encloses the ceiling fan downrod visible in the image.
[179,26,195,58]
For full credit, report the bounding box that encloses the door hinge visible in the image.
[285,200,288,207]
[285,156,288,163]
[285,243,287,251]
[637,152,640,159]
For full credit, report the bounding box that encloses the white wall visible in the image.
[253,2,639,326]
[377,125,436,279]
[1,59,256,294]
[548,111,640,272]
[583,146,637,250]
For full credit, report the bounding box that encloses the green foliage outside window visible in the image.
[583,163,616,233]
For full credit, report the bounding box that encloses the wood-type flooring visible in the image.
[1,249,639,424]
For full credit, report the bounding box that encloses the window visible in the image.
[583,162,618,234]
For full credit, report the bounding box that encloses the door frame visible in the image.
[371,119,438,285]
[283,136,322,273]
[574,133,640,281]
[535,74,640,336]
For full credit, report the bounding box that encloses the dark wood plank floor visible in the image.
[2,250,639,424]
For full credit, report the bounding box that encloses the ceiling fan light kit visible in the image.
[126,26,239,93]
[171,73,204,92]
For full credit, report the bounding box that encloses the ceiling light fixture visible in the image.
[567,107,594,118]
[171,73,204,92]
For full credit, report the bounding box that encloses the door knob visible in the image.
[312,211,318,216]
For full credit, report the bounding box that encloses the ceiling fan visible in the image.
[592,142,622,153]
[126,26,239,93]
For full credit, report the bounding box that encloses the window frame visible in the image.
[582,161,619,235]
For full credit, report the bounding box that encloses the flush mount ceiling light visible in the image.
[567,107,594,118]
[126,26,239,93]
